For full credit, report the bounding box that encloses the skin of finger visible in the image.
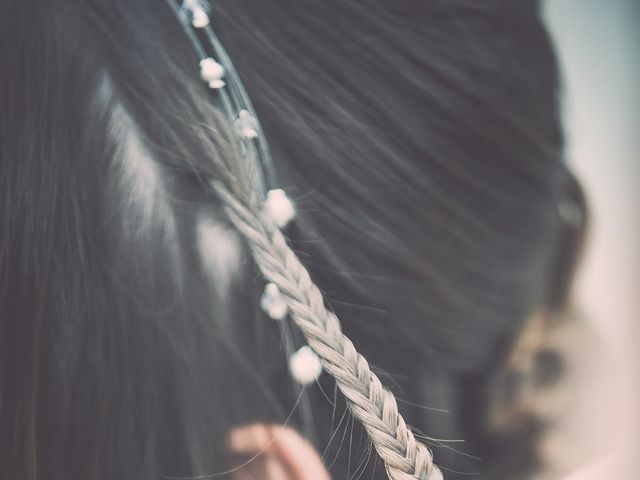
[227,424,331,480]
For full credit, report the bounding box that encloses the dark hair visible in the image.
[0,0,583,479]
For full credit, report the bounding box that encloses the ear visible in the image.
[227,424,331,480]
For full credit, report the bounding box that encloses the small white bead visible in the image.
[265,189,295,228]
[260,283,288,320]
[208,79,226,89]
[239,127,258,139]
[199,58,224,83]
[289,346,323,385]
[191,7,210,28]
[181,0,209,28]
[234,109,259,139]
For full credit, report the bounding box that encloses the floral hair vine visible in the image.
[166,0,323,386]
[166,1,443,478]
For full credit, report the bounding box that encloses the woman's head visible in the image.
[0,1,583,479]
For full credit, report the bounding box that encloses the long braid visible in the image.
[212,182,443,480]
[160,3,441,474]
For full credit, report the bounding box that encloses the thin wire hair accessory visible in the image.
[167,1,444,479]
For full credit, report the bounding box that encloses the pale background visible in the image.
[544,1,639,478]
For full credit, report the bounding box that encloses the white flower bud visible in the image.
[289,346,322,385]
[265,189,295,228]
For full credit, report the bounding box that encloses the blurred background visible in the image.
[544,1,639,478]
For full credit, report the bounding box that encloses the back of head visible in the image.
[0,1,581,479]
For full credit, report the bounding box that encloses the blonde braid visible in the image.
[212,182,443,480]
